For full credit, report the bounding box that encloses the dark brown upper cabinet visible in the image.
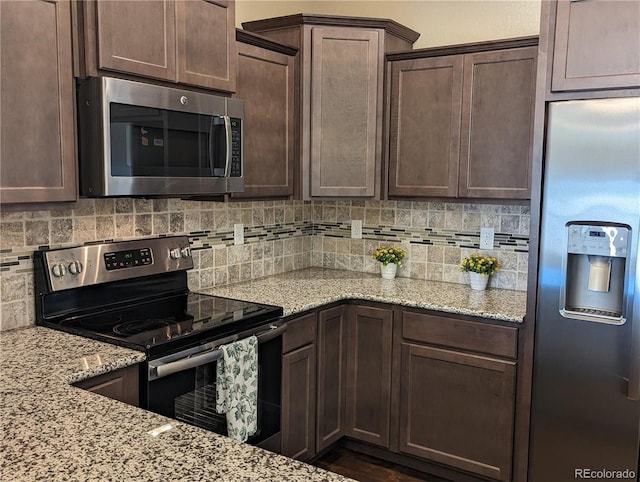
[231,31,297,199]
[243,15,419,200]
[388,55,463,198]
[388,38,537,200]
[459,47,537,199]
[0,0,77,204]
[78,0,237,92]
[551,0,640,92]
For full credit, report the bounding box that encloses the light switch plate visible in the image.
[480,227,494,250]
[234,223,244,245]
[351,220,363,239]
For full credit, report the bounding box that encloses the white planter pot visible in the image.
[380,263,398,280]
[469,272,489,291]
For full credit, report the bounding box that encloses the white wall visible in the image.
[235,0,541,49]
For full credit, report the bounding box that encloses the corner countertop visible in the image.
[199,268,526,323]
[0,327,352,482]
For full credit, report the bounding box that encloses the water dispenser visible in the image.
[561,222,630,324]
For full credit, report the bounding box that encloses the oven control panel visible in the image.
[104,248,153,271]
[41,236,193,292]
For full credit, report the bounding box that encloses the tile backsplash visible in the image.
[309,201,529,291]
[0,198,529,331]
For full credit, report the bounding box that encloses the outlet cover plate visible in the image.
[234,223,244,245]
[351,220,363,239]
[480,227,494,250]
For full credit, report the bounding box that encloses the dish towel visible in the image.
[215,335,258,442]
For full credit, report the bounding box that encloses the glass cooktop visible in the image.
[45,293,283,357]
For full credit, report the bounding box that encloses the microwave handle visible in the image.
[223,115,232,177]
[208,117,216,176]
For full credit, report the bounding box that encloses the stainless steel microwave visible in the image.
[77,77,243,197]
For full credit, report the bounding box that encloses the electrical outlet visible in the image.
[234,223,244,245]
[480,227,494,250]
[351,220,363,239]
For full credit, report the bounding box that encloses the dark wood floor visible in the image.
[313,447,447,482]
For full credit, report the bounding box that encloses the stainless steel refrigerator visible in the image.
[529,97,640,481]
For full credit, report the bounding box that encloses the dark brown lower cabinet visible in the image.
[281,312,317,460]
[73,364,139,406]
[398,343,516,482]
[345,305,393,447]
[316,305,348,452]
[282,344,316,460]
[281,303,520,481]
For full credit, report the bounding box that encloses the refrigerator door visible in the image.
[529,98,640,481]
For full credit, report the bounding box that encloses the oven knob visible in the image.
[170,248,181,260]
[68,260,83,275]
[51,264,67,278]
[180,247,191,258]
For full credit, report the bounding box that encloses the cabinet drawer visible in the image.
[283,312,317,353]
[402,311,517,359]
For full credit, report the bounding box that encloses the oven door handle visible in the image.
[255,323,287,343]
[152,346,226,380]
[150,324,287,380]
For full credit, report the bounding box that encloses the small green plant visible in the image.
[372,246,407,267]
[459,253,500,276]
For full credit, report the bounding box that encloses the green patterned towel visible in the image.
[215,335,258,442]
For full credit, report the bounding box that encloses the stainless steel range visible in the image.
[34,236,284,450]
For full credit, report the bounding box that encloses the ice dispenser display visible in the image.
[562,222,630,324]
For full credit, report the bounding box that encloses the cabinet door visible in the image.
[345,305,393,447]
[398,343,516,482]
[281,344,316,460]
[0,0,77,204]
[74,365,139,406]
[459,47,536,199]
[388,56,463,198]
[95,0,177,81]
[175,0,236,92]
[309,27,382,198]
[316,305,347,451]
[552,0,640,91]
[232,41,295,198]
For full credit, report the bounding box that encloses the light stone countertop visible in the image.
[0,268,525,481]
[0,327,352,482]
[200,267,527,323]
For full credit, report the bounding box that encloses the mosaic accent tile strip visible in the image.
[313,222,529,251]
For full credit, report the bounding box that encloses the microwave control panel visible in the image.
[230,118,242,177]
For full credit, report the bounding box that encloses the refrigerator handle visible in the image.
[628,254,640,400]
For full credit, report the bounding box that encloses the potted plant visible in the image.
[459,253,500,290]
[372,246,406,279]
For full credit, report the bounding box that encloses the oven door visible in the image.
[144,323,285,452]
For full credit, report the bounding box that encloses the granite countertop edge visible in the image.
[199,267,526,324]
[279,292,523,322]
